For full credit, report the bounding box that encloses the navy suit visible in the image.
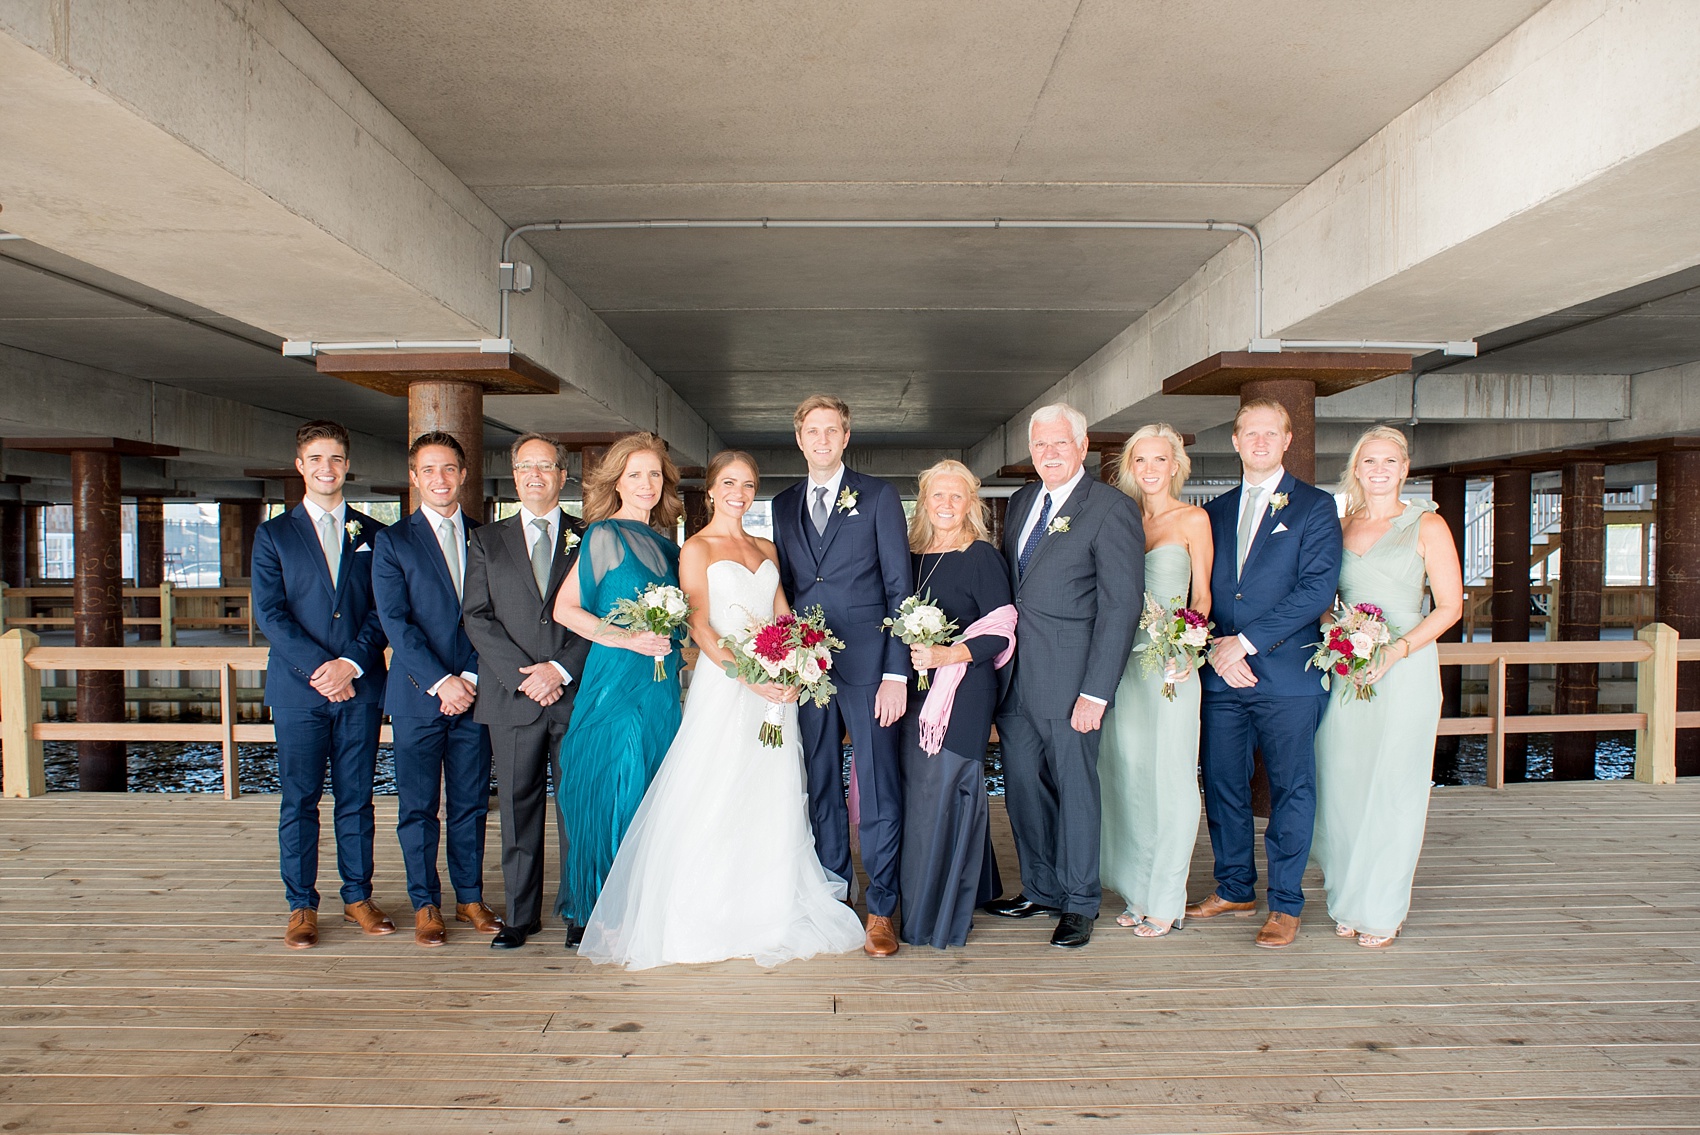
[252,504,389,911]
[1199,472,1342,916]
[773,468,913,918]
[372,509,493,913]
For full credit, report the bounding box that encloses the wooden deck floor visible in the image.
[1,783,1697,1134]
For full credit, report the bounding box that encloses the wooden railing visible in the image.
[0,627,1691,801]
[0,584,255,645]
[1459,584,1657,638]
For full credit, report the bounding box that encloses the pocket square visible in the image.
[355,545,373,553]
[1272,522,1289,534]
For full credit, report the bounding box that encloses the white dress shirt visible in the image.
[1015,466,1104,706]
[518,503,573,686]
[301,497,363,679]
[1234,466,1286,656]
[420,505,478,696]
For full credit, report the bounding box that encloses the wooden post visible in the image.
[407,378,484,517]
[71,449,125,791]
[1635,622,1677,785]
[1492,470,1531,781]
[988,497,1008,550]
[1655,449,1700,776]
[218,662,239,800]
[1239,378,1316,482]
[0,629,45,797]
[0,582,7,634]
[159,581,175,648]
[134,494,165,643]
[1431,473,1467,782]
[1555,462,1604,779]
[23,504,42,585]
[1485,655,1507,790]
[1,501,25,588]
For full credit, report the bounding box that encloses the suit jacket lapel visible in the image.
[413,510,458,599]
[290,505,337,599]
[1016,479,1094,591]
[504,513,543,602]
[814,471,854,566]
[544,509,578,604]
[333,510,362,606]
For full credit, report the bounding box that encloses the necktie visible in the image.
[530,517,552,596]
[811,485,829,537]
[1236,486,1264,576]
[1018,492,1052,577]
[319,513,341,582]
[438,517,462,600]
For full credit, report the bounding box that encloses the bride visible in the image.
[578,450,867,969]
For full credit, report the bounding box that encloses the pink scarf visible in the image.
[918,603,1018,755]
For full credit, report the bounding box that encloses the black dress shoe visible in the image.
[981,894,1060,919]
[1051,913,1093,949]
[564,923,585,949]
[490,922,542,950]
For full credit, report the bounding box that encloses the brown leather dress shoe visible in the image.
[343,899,397,935]
[1255,911,1301,949]
[284,908,318,950]
[414,905,447,947]
[1185,893,1258,919]
[864,914,899,957]
[455,902,504,934]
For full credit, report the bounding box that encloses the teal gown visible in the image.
[1099,544,1202,929]
[555,519,684,926]
[1312,501,1441,938]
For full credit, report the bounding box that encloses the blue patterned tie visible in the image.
[1018,492,1052,577]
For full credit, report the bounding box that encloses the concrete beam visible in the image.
[970,0,1700,475]
[1317,373,1631,423]
[0,1,721,463]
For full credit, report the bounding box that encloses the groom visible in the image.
[1191,399,1342,948]
[773,395,913,958]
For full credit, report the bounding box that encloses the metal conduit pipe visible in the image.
[497,217,1265,343]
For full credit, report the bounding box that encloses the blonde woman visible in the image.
[1312,426,1462,948]
[897,460,1015,948]
[1098,424,1212,936]
[551,432,685,946]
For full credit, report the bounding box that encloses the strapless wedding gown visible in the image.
[578,559,866,969]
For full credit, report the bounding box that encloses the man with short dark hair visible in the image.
[372,431,502,947]
[253,420,392,949]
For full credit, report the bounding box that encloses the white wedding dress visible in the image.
[578,558,866,969]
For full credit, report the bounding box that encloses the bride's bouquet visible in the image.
[1133,593,1213,701]
[1308,601,1397,701]
[601,583,692,680]
[720,606,845,747]
[881,591,959,689]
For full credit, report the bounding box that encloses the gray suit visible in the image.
[996,477,1144,917]
[462,508,590,931]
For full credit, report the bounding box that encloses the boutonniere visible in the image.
[1046,515,1072,535]
[563,530,581,553]
[1268,492,1289,513]
[836,488,858,514]
[344,519,361,541]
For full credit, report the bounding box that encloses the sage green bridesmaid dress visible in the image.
[1312,500,1442,939]
[1099,544,1202,929]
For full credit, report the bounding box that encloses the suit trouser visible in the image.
[488,717,567,931]
[994,707,1103,918]
[273,701,383,910]
[1199,689,1324,916]
[799,680,902,918]
[392,711,493,911]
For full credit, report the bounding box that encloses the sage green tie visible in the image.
[530,517,552,596]
[438,517,462,601]
[1236,486,1263,577]
[319,513,342,582]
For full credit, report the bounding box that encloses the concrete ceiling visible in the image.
[279,0,1550,447]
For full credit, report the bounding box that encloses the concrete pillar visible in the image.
[1554,462,1605,779]
[0,502,25,587]
[71,450,125,792]
[1240,378,1315,482]
[1431,473,1467,783]
[407,379,484,517]
[682,487,710,538]
[24,504,43,583]
[1655,450,1700,776]
[1492,469,1532,782]
[134,495,165,644]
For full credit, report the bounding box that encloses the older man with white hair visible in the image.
[985,403,1143,948]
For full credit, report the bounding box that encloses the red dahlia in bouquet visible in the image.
[1307,601,1397,701]
[720,605,845,747]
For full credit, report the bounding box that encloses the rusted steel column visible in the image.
[1554,462,1604,779]
[72,450,125,791]
[681,487,710,538]
[1098,445,1122,484]
[1493,470,1532,782]
[134,494,165,643]
[282,475,305,510]
[1240,378,1316,482]
[987,496,1008,550]
[580,445,610,483]
[407,379,484,517]
[1,501,25,587]
[1431,473,1467,782]
[24,504,43,583]
[1656,450,1700,776]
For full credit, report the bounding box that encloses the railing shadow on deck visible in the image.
[0,625,1692,801]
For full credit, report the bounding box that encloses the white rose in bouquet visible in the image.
[1181,624,1210,648]
[1348,631,1376,658]
[663,591,689,618]
[800,654,823,684]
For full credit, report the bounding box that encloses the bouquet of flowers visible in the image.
[1308,602,1397,701]
[601,583,692,680]
[1133,593,1213,701]
[881,591,959,689]
[720,606,845,747]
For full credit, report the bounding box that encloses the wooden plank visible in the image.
[24,646,272,670]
